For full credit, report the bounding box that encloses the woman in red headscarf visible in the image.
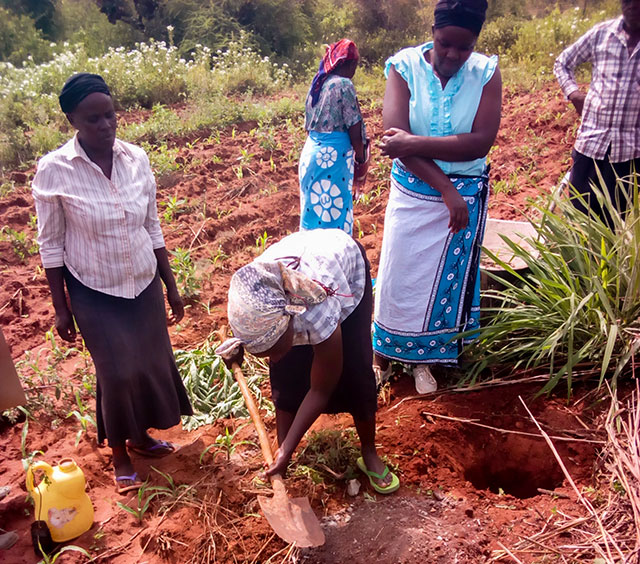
[298,39,369,236]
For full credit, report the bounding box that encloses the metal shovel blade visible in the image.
[258,491,325,547]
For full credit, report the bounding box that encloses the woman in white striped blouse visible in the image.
[32,73,192,495]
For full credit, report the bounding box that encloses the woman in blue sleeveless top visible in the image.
[372,0,502,393]
[299,39,369,235]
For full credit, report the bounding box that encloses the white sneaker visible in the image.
[413,365,437,394]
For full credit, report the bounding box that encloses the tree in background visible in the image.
[349,0,431,63]
[0,0,621,69]
[0,0,57,38]
[0,6,53,65]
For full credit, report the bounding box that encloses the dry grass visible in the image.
[490,383,640,563]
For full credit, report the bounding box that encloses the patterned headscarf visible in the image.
[309,39,359,107]
[59,73,111,114]
[433,0,488,36]
[227,261,328,354]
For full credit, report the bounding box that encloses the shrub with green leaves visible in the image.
[466,172,640,396]
[175,342,272,431]
[485,4,620,80]
[0,34,292,172]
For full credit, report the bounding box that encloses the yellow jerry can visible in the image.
[26,458,94,542]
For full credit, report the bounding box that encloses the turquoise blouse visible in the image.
[385,42,498,177]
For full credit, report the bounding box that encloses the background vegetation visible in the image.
[0,0,620,175]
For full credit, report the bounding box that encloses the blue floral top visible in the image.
[385,42,498,176]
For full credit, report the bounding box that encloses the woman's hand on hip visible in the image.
[442,189,469,233]
[55,307,77,342]
[380,128,415,159]
[167,287,184,324]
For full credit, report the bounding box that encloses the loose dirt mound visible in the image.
[0,82,603,563]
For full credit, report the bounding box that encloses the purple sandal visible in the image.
[126,439,176,458]
[114,472,143,494]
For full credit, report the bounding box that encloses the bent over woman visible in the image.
[299,39,369,235]
[372,0,501,393]
[32,73,192,494]
[222,229,398,494]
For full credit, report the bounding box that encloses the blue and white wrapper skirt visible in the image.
[372,162,489,365]
[299,130,354,235]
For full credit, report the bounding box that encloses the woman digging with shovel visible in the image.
[217,228,399,495]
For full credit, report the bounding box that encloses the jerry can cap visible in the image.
[58,458,77,473]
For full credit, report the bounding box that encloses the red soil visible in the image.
[0,82,604,563]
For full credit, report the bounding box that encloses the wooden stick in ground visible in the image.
[496,541,526,564]
[419,410,603,444]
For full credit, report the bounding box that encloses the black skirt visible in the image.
[268,243,377,421]
[64,269,192,445]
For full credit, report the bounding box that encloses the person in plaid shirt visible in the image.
[554,0,640,223]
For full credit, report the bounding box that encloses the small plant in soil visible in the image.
[66,390,96,447]
[0,226,38,263]
[295,428,360,483]
[255,230,269,253]
[37,543,89,564]
[20,410,44,472]
[200,425,256,463]
[354,219,364,240]
[237,148,255,168]
[116,481,160,524]
[170,247,201,299]
[149,467,195,509]
[140,141,182,177]
[161,195,188,223]
[210,245,229,269]
[0,180,15,197]
[232,164,244,179]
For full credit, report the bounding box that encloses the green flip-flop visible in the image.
[356,457,400,494]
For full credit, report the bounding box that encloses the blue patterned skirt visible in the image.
[372,161,489,365]
[299,130,354,234]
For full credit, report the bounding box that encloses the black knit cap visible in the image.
[433,0,488,36]
[58,73,111,114]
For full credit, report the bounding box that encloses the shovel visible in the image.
[231,363,325,547]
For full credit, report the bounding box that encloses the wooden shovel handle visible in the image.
[231,363,288,496]
[231,363,274,466]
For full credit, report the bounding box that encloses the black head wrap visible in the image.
[433,0,488,36]
[59,73,111,114]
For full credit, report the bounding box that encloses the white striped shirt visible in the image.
[554,17,640,162]
[32,135,165,299]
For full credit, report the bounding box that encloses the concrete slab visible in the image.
[481,218,538,272]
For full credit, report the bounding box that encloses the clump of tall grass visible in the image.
[466,171,640,396]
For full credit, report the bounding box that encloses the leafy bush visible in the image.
[0,35,292,171]
[466,173,640,396]
[493,5,619,79]
[175,342,272,431]
[54,0,142,58]
[185,33,291,98]
[477,15,524,57]
[0,7,54,66]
